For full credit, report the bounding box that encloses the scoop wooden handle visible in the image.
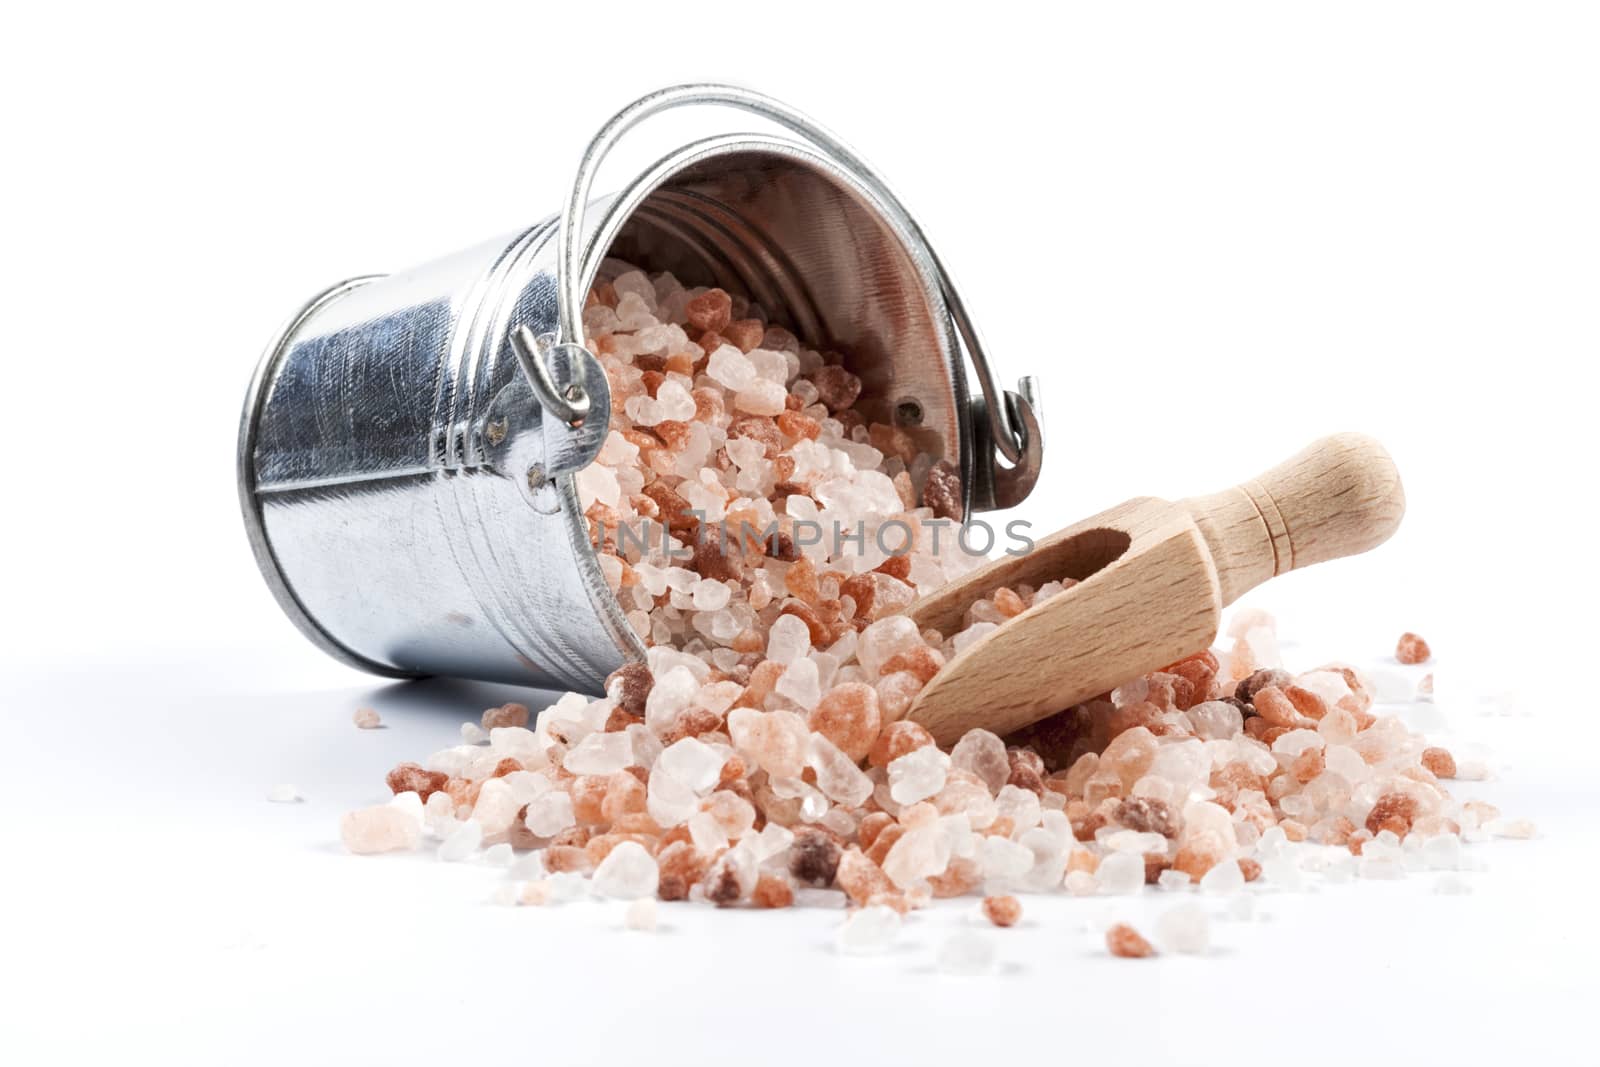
[1184,433,1405,606]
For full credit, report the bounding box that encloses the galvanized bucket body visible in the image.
[240,88,1042,693]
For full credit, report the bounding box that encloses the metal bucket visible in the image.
[238,84,1044,693]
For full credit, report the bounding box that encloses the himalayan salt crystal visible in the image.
[267,784,302,804]
[836,847,895,905]
[656,736,725,794]
[1396,631,1432,665]
[645,665,698,731]
[592,840,660,899]
[1155,903,1211,954]
[1064,870,1097,896]
[1489,818,1537,839]
[624,896,659,931]
[1096,851,1146,895]
[1235,668,1292,704]
[685,288,732,332]
[470,778,522,836]
[1421,747,1457,779]
[982,894,1023,927]
[353,707,382,729]
[702,789,758,840]
[995,784,1042,832]
[562,731,633,776]
[1158,869,1192,891]
[950,729,1011,794]
[937,929,998,976]
[809,683,881,761]
[386,762,449,801]
[482,702,529,730]
[879,645,945,683]
[705,846,759,906]
[735,379,787,416]
[837,904,901,955]
[461,722,488,744]
[857,615,922,677]
[1365,792,1420,837]
[1253,687,1305,728]
[1417,673,1435,701]
[1113,796,1179,838]
[437,818,483,862]
[887,744,950,805]
[656,841,708,900]
[767,613,812,666]
[1101,727,1159,790]
[1199,857,1245,894]
[882,823,951,889]
[789,828,843,887]
[753,873,796,908]
[340,806,422,857]
[807,732,875,807]
[646,764,699,827]
[874,671,923,722]
[776,656,823,711]
[726,707,809,779]
[1189,700,1244,740]
[1106,923,1156,959]
[868,720,936,769]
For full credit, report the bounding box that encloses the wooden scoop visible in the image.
[904,433,1405,745]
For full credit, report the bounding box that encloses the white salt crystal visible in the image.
[563,731,634,776]
[624,897,659,931]
[461,722,488,744]
[646,766,699,826]
[1199,857,1245,894]
[766,613,812,665]
[1155,903,1211,954]
[937,930,997,976]
[687,811,728,853]
[389,790,424,822]
[951,621,998,656]
[949,729,1010,794]
[776,656,823,711]
[1096,851,1146,895]
[887,745,950,805]
[837,905,901,955]
[794,888,849,909]
[1064,870,1098,896]
[657,736,725,794]
[592,841,660,899]
[644,665,698,730]
[747,348,789,384]
[748,823,796,862]
[735,379,787,416]
[994,784,1042,832]
[574,462,621,510]
[523,791,575,837]
[979,836,1035,882]
[1261,855,1304,889]
[266,784,301,804]
[882,824,950,889]
[1157,869,1193,891]
[481,842,513,867]
[856,615,920,675]
[706,344,756,390]
[437,819,483,862]
[807,732,874,807]
[689,579,731,611]
[470,777,522,835]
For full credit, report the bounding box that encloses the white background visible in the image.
[4,3,1597,1064]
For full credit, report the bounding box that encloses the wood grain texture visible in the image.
[905,434,1404,745]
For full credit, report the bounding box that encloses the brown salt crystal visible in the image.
[723,318,765,353]
[653,419,693,451]
[1421,747,1456,778]
[1252,686,1305,729]
[1006,760,1046,797]
[1113,796,1179,838]
[1291,747,1326,784]
[691,386,725,423]
[729,414,784,457]
[1235,668,1292,704]
[921,460,963,521]
[867,720,935,768]
[657,841,708,901]
[879,646,945,683]
[570,776,609,825]
[839,573,877,621]
[696,329,725,353]
[639,370,665,398]
[1365,792,1419,837]
[543,845,593,874]
[1237,857,1262,882]
[868,422,919,465]
[659,707,723,746]
[809,364,863,412]
[509,805,539,850]
[779,599,834,646]
[982,895,1023,927]
[1144,853,1173,884]
[1396,632,1432,665]
[1106,923,1156,959]
[809,683,882,762]
[706,857,747,908]
[386,761,448,801]
[788,828,843,887]
[664,352,696,377]
[640,482,695,535]
[753,873,795,909]
[836,847,895,906]
[875,553,913,582]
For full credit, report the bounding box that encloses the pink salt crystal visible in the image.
[874,670,923,723]
[352,707,382,729]
[726,707,808,779]
[950,728,1011,794]
[340,805,420,854]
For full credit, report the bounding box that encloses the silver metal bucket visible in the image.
[238,85,1044,693]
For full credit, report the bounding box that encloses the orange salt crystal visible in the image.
[543,845,592,874]
[1237,857,1262,882]
[857,812,894,851]
[835,848,894,906]
[386,762,448,801]
[656,841,707,901]
[752,873,795,909]
[684,288,732,332]
[1365,792,1419,837]
[867,720,935,768]
[1253,686,1304,728]
[569,776,609,825]
[927,857,983,898]
[1421,747,1457,778]
[992,587,1027,618]
[1106,923,1156,959]
[879,645,945,683]
[982,895,1023,927]
[1396,632,1432,665]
